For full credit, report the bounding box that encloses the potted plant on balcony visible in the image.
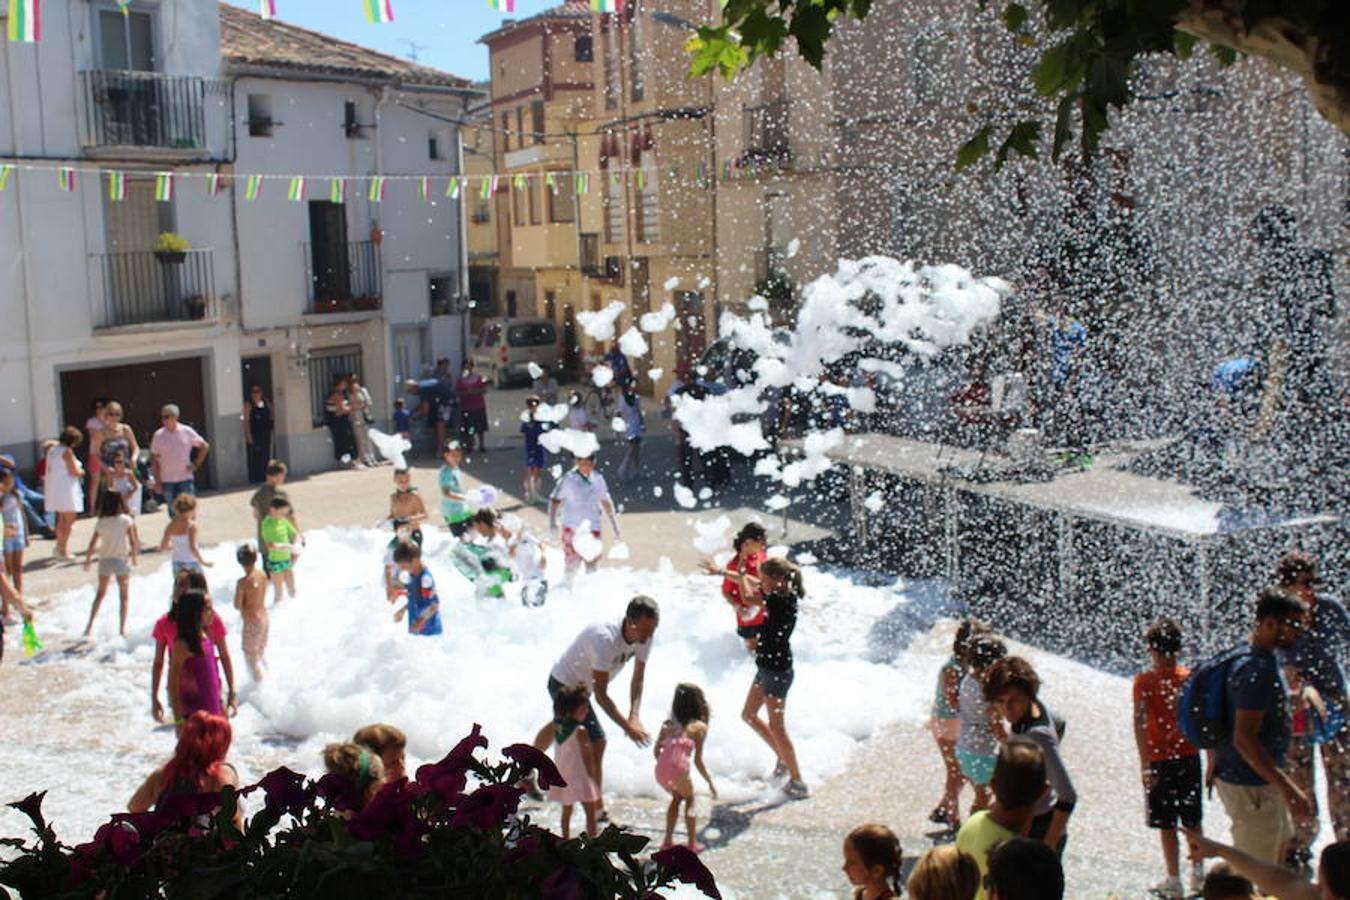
[314,297,346,313]
[183,294,207,320]
[154,232,192,265]
[353,294,381,311]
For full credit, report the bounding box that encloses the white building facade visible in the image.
[0,1,474,483]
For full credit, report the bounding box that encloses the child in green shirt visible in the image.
[261,496,300,604]
[439,441,473,540]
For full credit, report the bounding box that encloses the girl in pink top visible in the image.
[545,685,601,839]
[654,683,717,852]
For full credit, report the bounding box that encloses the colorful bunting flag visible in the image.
[512,174,527,191]
[154,172,174,201]
[416,176,429,201]
[490,174,501,194]
[479,177,491,200]
[330,177,346,204]
[445,176,461,199]
[259,0,276,18]
[207,172,225,196]
[107,171,126,201]
[574,173,589,195]
[591,0,621,11]
[244,175,263,200]
[7,0,41,43]
[56,167,75,192]
[635,169,646,190]
[287,176,306,201]
[368,176,386,202]
[0,165,12,192]
[487,0,514,10]
[545,173,558,194]
[362,0,393,23]
[116,0,130,15]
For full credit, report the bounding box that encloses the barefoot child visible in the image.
[233,544,269,681]
[388,468,428,538]
[261,497,299,604]
[1,468,28,604]
[160,494,212,575]
[842,823,904,900]
[392,542,442,636]
[106,451,142,516]
[249,461,301,572]
[520,395,550,504]
[439,441,473,540]
[928,619,990,831]
[82,491,139,637]
[510,517,549,608]
[654,683,717,851]
[546,685,601,839]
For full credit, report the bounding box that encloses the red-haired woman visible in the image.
[129,711,241,828]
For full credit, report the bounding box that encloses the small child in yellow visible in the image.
[261,497,299,604]
[233,544,269,681]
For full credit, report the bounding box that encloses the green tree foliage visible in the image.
[687,0,1350,168]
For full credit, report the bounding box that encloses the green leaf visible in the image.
[1173,31,1196,59]
[995,120,1041,169]
[788,2,833,69]
[1003,2,1027,32]
[1210,44,1238,66]
[955,125,993,170]
[1051,92,1075,160]
[739,7,790,56]
[1031,40,1076,96]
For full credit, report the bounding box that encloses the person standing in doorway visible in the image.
[324,376,358,469]
[348,373,380,467]
[150,404,210,516]
[84,398,107,513]
[242,385,274,484]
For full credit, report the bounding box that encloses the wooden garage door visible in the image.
[59,356,211,487]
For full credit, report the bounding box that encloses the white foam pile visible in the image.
[618,327,649,359]
[639,302,677,333]
[672,257,1006,483]
[1,527,934,849]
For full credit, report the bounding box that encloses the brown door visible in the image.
[561,304,579,374]
[674,290,707,367]
[59,356,211,487]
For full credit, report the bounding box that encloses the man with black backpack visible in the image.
[1211,588,1313,864]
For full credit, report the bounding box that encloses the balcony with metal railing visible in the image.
[81,70,214,157]
[303,240,382,315]
[89,248,217,330]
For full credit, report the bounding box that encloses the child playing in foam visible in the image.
[654,683,717,852]
[546,684,601,839]
[233,544,269,681]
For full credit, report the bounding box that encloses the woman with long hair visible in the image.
[242,385,274,483]
[741,556,807,800]
[347,373,379,467]
[168,588,225,723]
[129,711,240,828]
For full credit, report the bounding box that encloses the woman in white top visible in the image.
[46,427,86,559]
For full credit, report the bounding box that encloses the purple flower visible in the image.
[109,810,175,844]
[348,780,426,859]
[501,743,567,791]
[539,864,584,900]
[7,791,46,830]
[652,845,721,899]
[156,791,222,823]
[450,783,522,829]
[316,772,365,813]
[74,819,143,868]
[415,723,488,804]
[245,767,312,817]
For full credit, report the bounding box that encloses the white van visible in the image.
[471,318,563,387]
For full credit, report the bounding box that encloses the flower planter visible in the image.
[315,298,346,313]
[353,295,381,311]
[155,250,187,265]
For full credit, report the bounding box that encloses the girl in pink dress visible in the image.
[545,685,600,839]
[654,683,717,852]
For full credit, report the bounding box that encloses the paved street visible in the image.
[0,385,1226,898]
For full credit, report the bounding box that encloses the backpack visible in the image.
[1177,645,1249,749]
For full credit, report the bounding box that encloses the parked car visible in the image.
[470,318,563,387]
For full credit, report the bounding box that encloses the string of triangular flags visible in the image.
[5,0,397,42]
[0,157,819,201]
[486,1,622,12]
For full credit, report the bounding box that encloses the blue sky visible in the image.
[221,0,562,82]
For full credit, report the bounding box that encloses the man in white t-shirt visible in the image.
[538,595,659,822]
[548,453,620,576]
